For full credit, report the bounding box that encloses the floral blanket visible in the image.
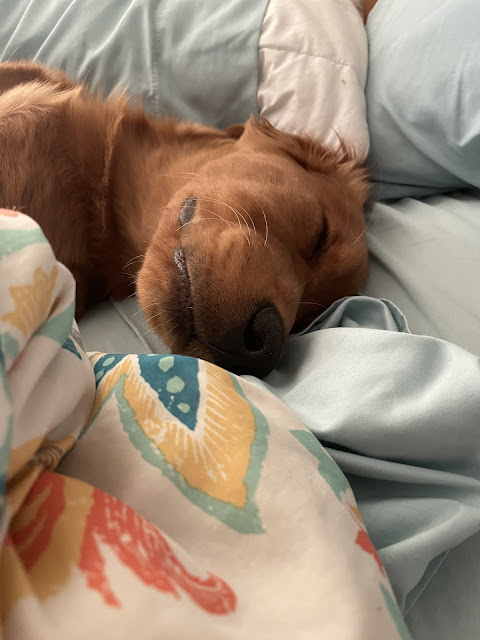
[0,210,410,639]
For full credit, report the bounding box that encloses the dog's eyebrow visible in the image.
[178,197,196,226]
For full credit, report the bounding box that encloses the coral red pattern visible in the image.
[355,529,385,575]
[11,470,64,570]
[12,472,237,615]
[79,484,237,614]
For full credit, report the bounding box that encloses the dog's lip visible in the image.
[173,248,195,344]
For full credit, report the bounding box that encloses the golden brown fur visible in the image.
[0,60,370,376]
[363,0,378,21]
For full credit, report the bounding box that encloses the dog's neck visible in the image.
[104,109,232,296]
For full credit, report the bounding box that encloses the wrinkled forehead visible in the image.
[201,147,305,183]
[194,150,324,216]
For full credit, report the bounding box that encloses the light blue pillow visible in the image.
[0,0,267,128]
[366,0,480,200]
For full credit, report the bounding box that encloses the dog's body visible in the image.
[0,61,369,377]
[0,63,236,314]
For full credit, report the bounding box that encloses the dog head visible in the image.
[137,117,369,378]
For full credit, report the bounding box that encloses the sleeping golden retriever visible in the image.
[0,60,369,378]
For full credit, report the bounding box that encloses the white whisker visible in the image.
[175,216,220,232]
[229,199,257,235]
[130,300,159,317]
[195,206,236,230]
[351,198,378,246]
[155,171,200,179]
[351,154,383,247]
[201,195,251,248]
[250,194,268,246]
[123,254,145,271]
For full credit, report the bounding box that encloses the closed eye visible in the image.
[178,197,197,226]
[307,219,328,261]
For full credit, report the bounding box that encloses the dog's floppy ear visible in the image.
[225,122,245,139]
[242,116,370,205]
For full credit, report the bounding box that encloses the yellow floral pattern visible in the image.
[2,266,58,336]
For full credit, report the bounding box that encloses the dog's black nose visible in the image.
[207,305,284,378]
